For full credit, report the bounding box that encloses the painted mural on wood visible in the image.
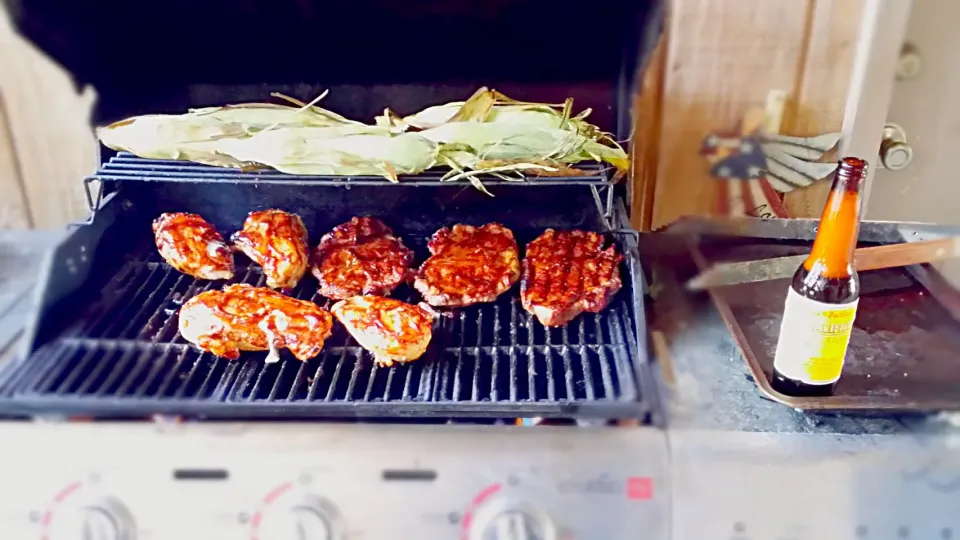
[700,100,841,219]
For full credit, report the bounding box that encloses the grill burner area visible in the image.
[0,152,653,421]
[2,248,642,419]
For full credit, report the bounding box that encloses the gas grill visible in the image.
[0,1,670,538]
[0,154,654,421]
[0,157,669,539]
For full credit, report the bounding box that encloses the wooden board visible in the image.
[782,0,865,218]
[0,93,31,229]
[0,7,97,229]
[641,0,866,230]
[631,33,667,232]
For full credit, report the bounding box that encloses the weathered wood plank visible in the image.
[651,0,814,229]
[631,32,667,231]
[0,8,97,229]
[782,0,865,218]
[0,92,31,229]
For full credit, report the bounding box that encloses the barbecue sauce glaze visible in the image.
[771,157,866,397]
[153,212,235,280]
[415,223,520,307]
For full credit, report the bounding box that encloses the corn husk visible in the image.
[425,122,628,183]
[188,92,366,129]
[96,115,251,167]
[379,87,567,130]
[96,88,629,190]
[424,122,584,160]
[96,92,362,168]
[437,149,595,195]
[381,87,603,136]
[215,127,439,181]
[382,87,629,185]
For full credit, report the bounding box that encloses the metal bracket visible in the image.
[590,184,617,231]
[83,176,105,214]
[608,228,640,242]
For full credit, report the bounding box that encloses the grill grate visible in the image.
[1,247,645,419]
[91,153,614,187]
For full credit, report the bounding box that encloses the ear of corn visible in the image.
[388,87,629,184]
[422,122,584,161]
[185,92,364,130]
[96,115,254,168]
[214,127,439,181]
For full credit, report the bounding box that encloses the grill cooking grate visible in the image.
[90,153,613,187]
[1,247,644,419]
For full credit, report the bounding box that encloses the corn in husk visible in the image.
[97,115,252,168]
[378,87,629,187]
[214,127,439,181]
[96,92,364,168]
[96,88,629,191]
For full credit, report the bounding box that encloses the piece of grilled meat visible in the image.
[178,283,333,362]
[231,209,310,289]
[312,217,414,300]
[520,229,622,327]
[414,223,520,307]
[331,296,435,367]
[153,212,235,280]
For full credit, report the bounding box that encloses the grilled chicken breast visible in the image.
[178,284,333,362]
[153,212,235,280]
[520,229,622,327]
[231,209,310,289]
[414,223,520,307]
[312,217,414,300]
[331,296,435,367]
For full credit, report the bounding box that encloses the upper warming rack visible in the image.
[91,153,613,187]
[83,153,623,231]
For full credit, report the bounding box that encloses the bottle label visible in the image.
[772,288,859,385]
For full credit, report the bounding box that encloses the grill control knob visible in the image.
[48,496,136,540]
[468,498,557,540]
[256,494,344,540]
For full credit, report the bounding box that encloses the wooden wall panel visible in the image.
[0,7,97,230]
[0,94,31,229]
[638,0,864,230]
[782,0,864,218]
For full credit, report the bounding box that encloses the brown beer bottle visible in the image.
[771,157,867,396]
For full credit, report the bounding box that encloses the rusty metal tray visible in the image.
[680,218,960,412]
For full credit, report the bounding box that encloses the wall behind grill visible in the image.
[0,6,96,229]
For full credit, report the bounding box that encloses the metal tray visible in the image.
[689,232,960,412]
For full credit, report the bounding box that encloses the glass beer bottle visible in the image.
[770,157,867,396]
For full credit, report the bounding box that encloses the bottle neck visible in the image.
[803,169,863,278]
